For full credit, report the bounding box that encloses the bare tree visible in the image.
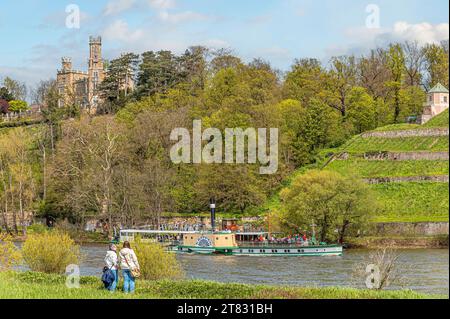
[352,246,406,290]
[403,41,425,87]
[357,48,391,101]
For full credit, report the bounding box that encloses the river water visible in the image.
[77,244,449,295]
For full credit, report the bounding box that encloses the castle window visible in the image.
[444,96,448,103]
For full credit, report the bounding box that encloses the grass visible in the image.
[0,271,444,299]
[326,159,449,178]
[341,135,449,153]
[371,182,449,222]
[424,109,449,128]
[371,109,448,131]
[373,123,422,131]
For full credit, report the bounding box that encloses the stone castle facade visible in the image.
[56,36,106,111]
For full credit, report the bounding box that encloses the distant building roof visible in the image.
[429,83,449,94]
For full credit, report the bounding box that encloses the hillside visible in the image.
[277,110,449,223]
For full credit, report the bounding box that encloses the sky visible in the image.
[0,0,448,89]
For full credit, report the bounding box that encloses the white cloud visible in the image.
[327,21,449,58]
[104,0,136,16]
[149,0,176,10]
[0,66,54,93]
[103,20,145,43]
[158,10,210,24]
[203,39,230,49]
[387,22,449,46]
[39,10,90,29]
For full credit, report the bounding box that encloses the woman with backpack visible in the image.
[119,241,140,294]
[103,244,119,291]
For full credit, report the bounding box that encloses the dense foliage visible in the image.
[280,170,375,242]
[0,40,449,230]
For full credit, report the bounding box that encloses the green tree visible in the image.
[386,44,405,123]
[423,42,449,89]
[8,100,29,113]
[136,50,180,97]
[2,77,27,101]
[195,165,266,214]
[280,170,375,243]
[283,58,325,105]
[326,55,357,117]
[346,87,376,133]
[99,53,139,112]
[0,87,14,102]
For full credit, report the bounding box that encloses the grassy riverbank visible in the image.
[0,271,445,299]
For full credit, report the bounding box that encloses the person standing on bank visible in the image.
[119,241,140,293]
[104,244,119,291]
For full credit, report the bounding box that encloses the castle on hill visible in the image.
[56,36,105,111]
[419,83,449,124]
[56,36,134,112]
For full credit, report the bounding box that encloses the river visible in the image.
[76,244,448,295]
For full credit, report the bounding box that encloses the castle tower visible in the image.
[61,57,72,72]
[88,36,105,108]
[419,83,449,124]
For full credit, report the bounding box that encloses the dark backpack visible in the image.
[101,267,115,288]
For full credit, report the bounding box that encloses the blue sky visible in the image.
[0,0,448,88]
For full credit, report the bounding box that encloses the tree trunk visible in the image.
[9,176,18,235]
[339,220,350,244]
[19,180,26,236]
[1,171,11,234]
[320,215,328,243]
[42,145,47,200]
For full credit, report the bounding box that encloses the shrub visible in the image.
[22,232,81,274]
[0,235,21,271]
[132,240,184,281]
[8,100,29,113]
[27,223,48,234]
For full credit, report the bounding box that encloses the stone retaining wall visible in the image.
[360,151,449,161]
[372,222,449,236]
[362,128,449,138]
[364,175,449,184]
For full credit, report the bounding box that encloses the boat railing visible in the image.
[237,241,317,247]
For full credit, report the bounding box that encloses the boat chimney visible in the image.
[210,198,216,232]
